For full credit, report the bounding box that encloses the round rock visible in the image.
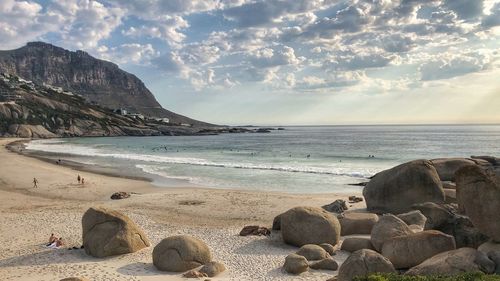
[338,249,396,281]
[283,253,308,275]
[152,235,212,272]
[370,214,412,252]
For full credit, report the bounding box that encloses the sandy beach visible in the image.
[0,138,365,281]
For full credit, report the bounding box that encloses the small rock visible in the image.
[341,237,374,252]
[310,258,338,271]
[322,199,348,213]
[182,270,208,278]
[296,244,330,261]
[239,225,271,236]
[348,196,363,203]
[199,261,226,277]
[319,243,336,255]
[397,210,427,230]
[60,278,89,281]
[283,253,308,274]
[110,191,130,200]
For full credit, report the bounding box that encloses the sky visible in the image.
[1,0,500,125]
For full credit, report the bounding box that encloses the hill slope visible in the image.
[0,42,210,126]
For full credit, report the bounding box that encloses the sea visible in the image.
[25,125,500,194]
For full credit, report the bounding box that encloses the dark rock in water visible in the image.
[110,191,131,200]
[338,249,396,281]
[322,199,348,214]
[272,214,282,231]
[456,165,500,242]
[405,248,495,276]
[82,207,150,258]
[281,206,341,247]
[363,160,445,214]
[255,128,271,133]
[348,196,363,203]
[239,225,271,236]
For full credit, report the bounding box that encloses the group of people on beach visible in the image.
[33,174,86,188]
[46,234,64,249]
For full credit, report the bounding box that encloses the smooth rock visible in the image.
[442,181,456,189]
[319,243,336,255]
[281,206,341,247]
[488,251,500,274]
[363,160,445,214]
[456,165,500,242]
[370,214,412,252]
[322,199,348,213]
[479,241,500,255]
[82,207,150,258]
[430,158,477,181]
[152,235,212,272]
[339,212,379,236]
[199,261,226,277]
[341,237,374,252]
[283,253,309,275]
[272,214,282,230]
[412,202,453,229]
[381,230,456,269]
[296,244,330,261]
[310,258,339,271]
[406,248,495,276]
[397,210,427,230]
[338,249,396,281]
[239,225,271,236]
[443,189,457,204]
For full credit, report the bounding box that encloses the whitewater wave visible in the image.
[26,139,374,178]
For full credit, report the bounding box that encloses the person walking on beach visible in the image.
[33,178,38,188]
[81,178,85,185]
[77,174,81,184]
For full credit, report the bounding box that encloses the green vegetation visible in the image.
[354,272,500,281]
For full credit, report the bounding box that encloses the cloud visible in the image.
[97,43,159,64]
[443,0,484,20]
[419,51,491,80]
[248,46,304,68]
[122,16,189,47]
[482,2,500,28]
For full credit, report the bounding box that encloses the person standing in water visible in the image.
[33,178,38,188]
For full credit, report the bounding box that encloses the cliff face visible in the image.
[0,42,209,126]
[0,73,244,138]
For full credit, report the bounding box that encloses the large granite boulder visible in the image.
[437,214,489,249]
[338,249,396,281]
[406,248,495,276]
[471,156,500,166]
[479,241,500,255]
[341,237,375,252]
[82,207,150,258]
[381,230,456,269]
[412,202,454,230]
[283,253,308,274]
[430,158,477,181]
[363,160,445,214]
[153,235,212,272]
[280,206,341,247]
[456,165,500,242]
[339,212,379,235]
[370,214,412,252]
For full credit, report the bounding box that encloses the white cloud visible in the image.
[419,51,491,80]
[122,16,189,48]
[97,43,159,64]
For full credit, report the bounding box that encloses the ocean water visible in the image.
[25,125,500,194]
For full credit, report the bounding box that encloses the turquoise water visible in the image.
[26,125,500,193]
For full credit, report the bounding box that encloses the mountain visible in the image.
[0,73,247,138]
[0,42,210,126]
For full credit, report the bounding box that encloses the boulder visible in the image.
[437,214,489,249]
[488,251,500,274]
[397,210,427,230]
[430,158,477,181]
[456,165,500,242]
[322,199,348,213]
[110,191,130,200]
[341,237,375,252]
[280,206,341,247]
[272,214,282,230]
[152,235,212,272]
[82,207,150,258]
[370,214,412,252]
[310,258,338,271]
[442,181,456,189]
[406,248,495,276]
[283,253,308,274]
[363,160,445,214]
[239,225,271,236]
[381,230,456,269]
[479,241,500,255]
[296,244,330,261]
[443,189,457,204]
[411,202,453,229]
[471,156,500,166]
[338,249,396,281]
[339,212,379,236]
[199,261,226,277]
[319,243,336,255]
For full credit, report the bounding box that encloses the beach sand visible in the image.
[0,138,365,280]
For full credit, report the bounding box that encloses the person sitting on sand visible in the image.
[48,237,64,249]
[47,233,57,245]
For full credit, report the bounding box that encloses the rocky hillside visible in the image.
[0,73,246,138]
[0,42,209,126]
